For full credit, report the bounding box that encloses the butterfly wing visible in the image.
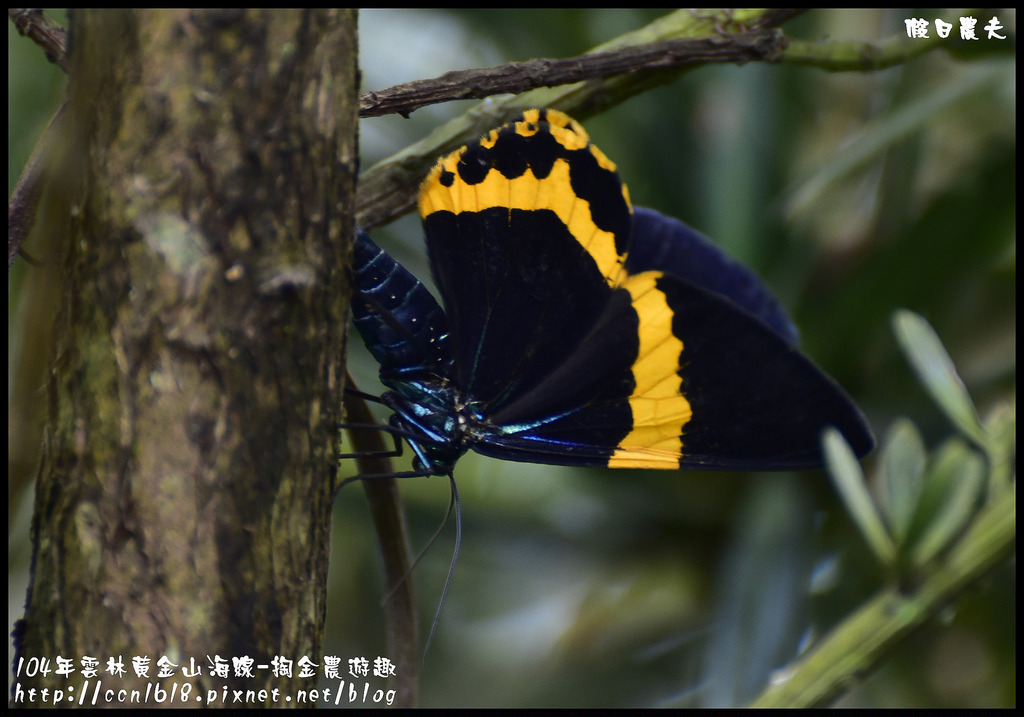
[417,109,872,470]
[420,109,632,407]
[629,207,800,346]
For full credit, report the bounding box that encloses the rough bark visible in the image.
[14,9,357,706]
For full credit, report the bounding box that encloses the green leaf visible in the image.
[877,418,927,547]
[823,428,896,569]
[982,401,1016,496]
[909,439,985,568]
[892,310,987,447]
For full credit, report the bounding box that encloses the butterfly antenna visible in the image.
[423,473,461,659]
[380,473,457,603]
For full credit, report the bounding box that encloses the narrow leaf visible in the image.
[911,442,985,568]
[877,418,927,546]
[823,428,896,568]
[892,310,986,447]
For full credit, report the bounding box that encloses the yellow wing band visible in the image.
[419,109,631,287]
[608,271,692,468]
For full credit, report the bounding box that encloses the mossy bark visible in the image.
[14,9,358,705]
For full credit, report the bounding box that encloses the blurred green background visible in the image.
[9,9,1015,708]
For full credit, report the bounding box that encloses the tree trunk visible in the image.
[14,9,358,706]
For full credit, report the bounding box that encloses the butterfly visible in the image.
[350,108,873,478]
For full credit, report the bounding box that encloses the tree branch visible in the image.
[8,9,68,271]
[355,8,813,122]
[359,31,787,118]
[8,9,69,72]
[782,35,943,71]
[8,103,66,271]
[355,8,797,231]
[750,483,1015,707]
[780,10,1014,71]
[343,374,419,708]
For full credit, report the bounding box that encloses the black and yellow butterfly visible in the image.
[351,109,873,477]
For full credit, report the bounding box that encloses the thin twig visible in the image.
[354,9,806,230]
[342,372,419,708]
[779,9,1013,72]
[750,484,1015,707]
[8,9,69,271]
[359,31,787,118]
[8,9,69,72]
[9,102,67,271]
[783,34,945,72]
